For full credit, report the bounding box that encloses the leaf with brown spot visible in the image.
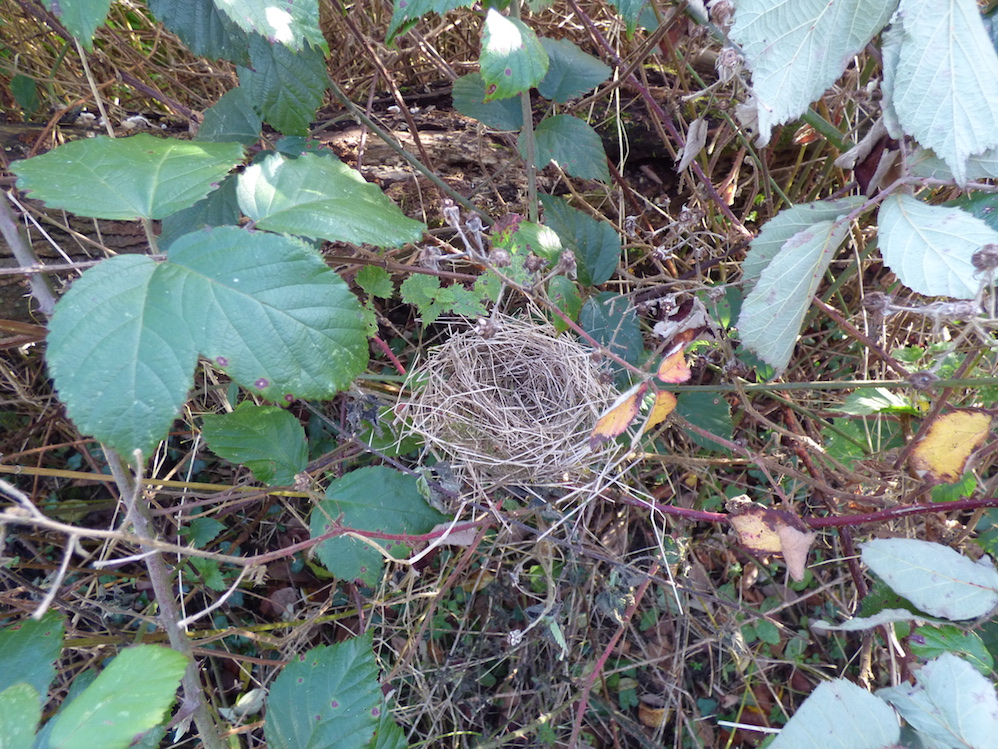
[726,495,816,581]
[589,382,648,449]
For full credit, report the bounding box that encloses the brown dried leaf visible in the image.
[726,495,816,581]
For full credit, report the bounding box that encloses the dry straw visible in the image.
[400,314,620,485]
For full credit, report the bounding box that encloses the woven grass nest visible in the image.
[401,315,620,484]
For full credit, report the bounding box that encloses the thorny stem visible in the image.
[104,448,224,749]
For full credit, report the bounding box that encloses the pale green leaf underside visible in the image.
[11,134,243,220]
[47,227,368,457]
[480,9,549,101]
[878,193,998,299]
[528,114,610,183]
[737,216,853,373]
[742,197,865,285]
[731,0,893,145]
[265,635,381,749]
[878,654,998,748]
[213,0,323,50]
[861,538,998,620]
[238,152,425,247]
[770,680,900,749]
[311,467,447,587]
[888,0,998,185]
[48,645,187,749]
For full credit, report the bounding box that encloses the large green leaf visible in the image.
[157,175,242,250]
[480,9,549,101]
[731,0,894,146]
[46,227,369,457]
[737,215,853,374]
[0,683,41,749]
[310,466,448,587]
[605,0,647,34]
[537,37,611,103]
[769,680,899,749]
[238,36,327,136]
[265,635,381,749]
[213,0,323,51]
[540,194,619,286]
[47,646,186,749]
[885,0,998,186]
[0,611,64,705]
[878,194,998,299]
[742,197,865,286]
[386,0,475,44]
[237,152,425,247]
[878,653,998,748]
[147,0,249,64]
[528,114,610,182]
[11,135,244,220]
[41,0,112,51]
[202,403,307,485]
[452,74,524,131]
[579,292,642,385]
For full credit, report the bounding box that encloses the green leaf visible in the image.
[861,538,998,620]
[190,556,226,591]
[180,517,225,547]
[676,392,732,452]
[579,292,642,383]
[369,705,408,749]
[878,194,998,299]
[0,683,41,749]
[731,0,894,146]
[356,266,394,299]
[238,36,328,136]
[839,388,918,416]
[213,0,323,51]
[157,175,242,250]
[399,274,489,324]
[310,466,447,587]
[202,403,308,485]
[540,194,619,285]
[11,74,40,116]
[265,634,381,749]
[196,87,262,144]
[547,275,582,332]
[41,0,113,51]
[884,0,998,186]
[605,0,647,34]
[46,227,368,457]
[480,9,549,101]
[878,653,998,747]
[147,0,249,64]
[528,114,609,183]
[769,679,900,749]
[452,74,524,131]
[11,134,244,220]
[910,625,994,675]
[48,645,187,749]
[237,152,425,247]
[537,38,611,103]
[45,255,196,458]
[386,0,475,44]
[0,611,64,705]
[737,215,853,374]
[742,197,865,286]
[491,214,562,265]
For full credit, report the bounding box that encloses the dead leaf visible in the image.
[590,382,648,449]
[656,347,692,384]
[910,409,993,483]
[644,390,678,431]
[726,495,816,581]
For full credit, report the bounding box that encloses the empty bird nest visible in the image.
[400,314,620,485]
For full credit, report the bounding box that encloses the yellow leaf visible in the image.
[910,409,993,483]
[590,382,648,449]
[644,390,678,430]
[656,348,692,384]
[725,496,816,582]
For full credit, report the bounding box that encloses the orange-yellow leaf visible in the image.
[910,409,993,483]
[656,348,691,384]
[590,382,648,449]
[644,390,678,430]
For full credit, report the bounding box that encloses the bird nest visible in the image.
[400,315,620,485]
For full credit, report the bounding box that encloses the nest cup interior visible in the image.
[401,316,619,484]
